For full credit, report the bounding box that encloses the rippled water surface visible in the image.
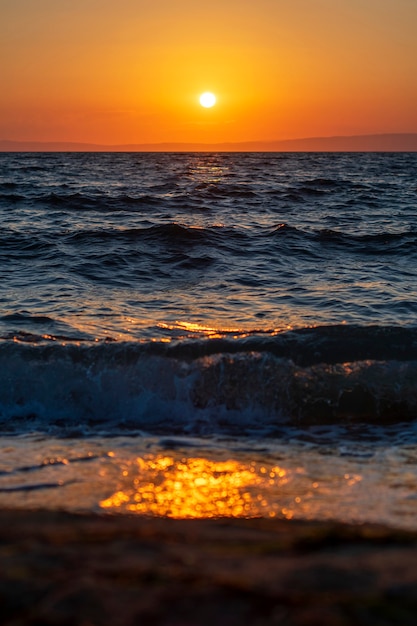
[1,152,416,341]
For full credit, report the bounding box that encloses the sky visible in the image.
[1,0,417,146]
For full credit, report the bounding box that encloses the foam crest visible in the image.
[0,340,416,437]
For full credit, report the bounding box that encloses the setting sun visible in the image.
[199,92,217,108]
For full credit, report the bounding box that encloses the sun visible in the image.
[199,92,216,108]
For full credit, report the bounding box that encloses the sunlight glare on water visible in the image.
[2,435,417,529]
[99,452,359,521]
[100,455,290,518]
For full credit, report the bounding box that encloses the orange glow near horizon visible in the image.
[1,1,417,146]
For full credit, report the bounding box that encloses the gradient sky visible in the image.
[2,0,417,145]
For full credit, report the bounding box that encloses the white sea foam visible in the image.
[1,340,416,437]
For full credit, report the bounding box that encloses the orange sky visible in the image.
[1,0,417,145]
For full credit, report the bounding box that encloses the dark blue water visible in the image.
[1,151,417,525]
[1,152,416,343]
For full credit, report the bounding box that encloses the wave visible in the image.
[1,325,416,437]
[0,193,26,203]
[45,191,165,212]
[0,223,248,254]
[0,191,165,213]
[190,181,259,199]
[268,224,416,254]
[0,313,55,325]
[315,228,416,251]
[0,185,258,213]
[3,218,414,255]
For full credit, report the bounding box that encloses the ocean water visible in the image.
[1,151,417,527]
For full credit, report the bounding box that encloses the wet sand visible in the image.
[1,510,417,625]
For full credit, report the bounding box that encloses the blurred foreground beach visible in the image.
[1,510,417,625]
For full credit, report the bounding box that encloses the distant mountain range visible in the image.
[1,133,417,152]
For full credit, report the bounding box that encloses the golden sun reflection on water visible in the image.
[156,321,246,339]
[156,320,284,340]
[100,455,288,519]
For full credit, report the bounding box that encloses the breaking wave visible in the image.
[1,325,417,437]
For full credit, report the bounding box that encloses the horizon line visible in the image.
[1,132,417,152]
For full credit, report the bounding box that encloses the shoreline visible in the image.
[1,510,417,625]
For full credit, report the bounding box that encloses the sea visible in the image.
[0,151,417,528]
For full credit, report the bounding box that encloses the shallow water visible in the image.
[2,429,417,529]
